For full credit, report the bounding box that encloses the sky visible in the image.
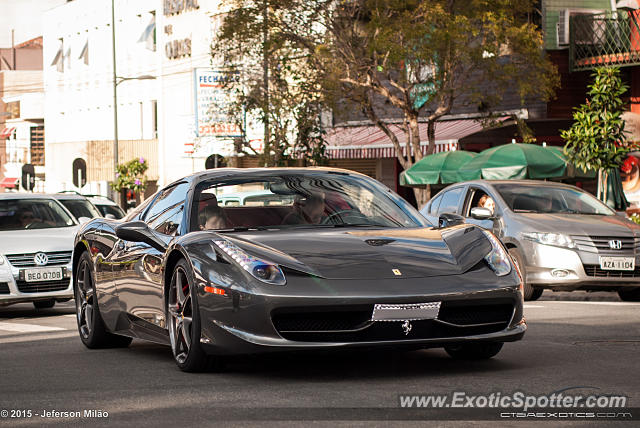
[0,0,66,46]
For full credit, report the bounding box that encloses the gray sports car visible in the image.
[72,168,525,372]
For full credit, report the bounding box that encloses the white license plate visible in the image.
[24,268,63,282]
[371,302,441,321]
[599,257,635,271]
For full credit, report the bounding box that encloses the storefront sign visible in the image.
[164,0,199,16]
[165,38,191,59]
[194,69,242,138]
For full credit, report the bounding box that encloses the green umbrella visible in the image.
[605,168,629,211]
[457,143,572,181]
[545,146,596,179]
[400,150,476,185]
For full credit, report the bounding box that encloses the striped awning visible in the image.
[325,119,488,159]
[0,127,16,139]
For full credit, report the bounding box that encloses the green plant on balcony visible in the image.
[110,157,149,193]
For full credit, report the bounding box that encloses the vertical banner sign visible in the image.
[194,69,242,137]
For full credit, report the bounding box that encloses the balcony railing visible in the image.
[570,11,640,71]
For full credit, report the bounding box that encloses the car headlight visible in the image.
[522,232,576,249]
[482,230,512,276]
[214,240,286,286]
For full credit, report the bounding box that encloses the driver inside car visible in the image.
[282,194,325,225]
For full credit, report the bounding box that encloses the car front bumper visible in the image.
[520,240,640,290]
[195,272,525,356]
[0,262,74,307]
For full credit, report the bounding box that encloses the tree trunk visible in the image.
[412,186,431,208]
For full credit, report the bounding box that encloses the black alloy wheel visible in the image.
[168,259,210,372]
[74,252,132,348]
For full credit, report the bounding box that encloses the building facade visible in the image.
[43,0,245,195]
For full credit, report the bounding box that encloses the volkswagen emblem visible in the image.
[33,252,48,266]
[609,240,623,250]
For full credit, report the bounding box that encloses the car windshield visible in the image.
[193,173,430,231]
[494,184,615,215]
[97,204,125,219]
[59,199,102,219]
[0,199,76,230]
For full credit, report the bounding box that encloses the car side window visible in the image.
[144,182,189,236]
[437,187,463,215]
[428,194,443,215]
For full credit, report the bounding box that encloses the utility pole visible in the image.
[111,0,119,182]
[11,29,16,70]
[262,0,269,167]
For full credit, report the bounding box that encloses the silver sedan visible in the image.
[0,194,78,308]
[421,180,640,301]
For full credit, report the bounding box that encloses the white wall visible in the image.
[43,0,162,192]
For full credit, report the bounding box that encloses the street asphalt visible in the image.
[0,291,638,427]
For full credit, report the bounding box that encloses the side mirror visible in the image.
[470,207,493,220]
[115,221,166,252]
[105,214,116,220]
[438,213,465,228]
[77,216,91,224]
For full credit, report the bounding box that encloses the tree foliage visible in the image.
[111,157,148,193]
[562,67,632,172]
[214,0,558,204]
[211,2,328,166]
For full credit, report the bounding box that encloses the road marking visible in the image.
[524,305,544,308]
[64,314,77,318]
[541,301,640,306]
[0,322,66,333]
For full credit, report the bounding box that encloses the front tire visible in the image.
[74,252,132,348]
[168,259,210,372]
[445,342,504,360]
[508,247,542,301]
[618,287,640,302]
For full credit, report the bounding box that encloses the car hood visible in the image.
[0,226,78,255]
[224,225,492,280]
[513,213,640,237]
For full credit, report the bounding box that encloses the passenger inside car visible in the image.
[477,194,495,214]
[198,194,229,230]
[281,194,325,225]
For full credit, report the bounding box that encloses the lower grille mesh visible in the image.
[16,280,70,293]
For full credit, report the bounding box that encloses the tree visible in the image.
[211,2,328,166]
[214,0,558,205]
[111,157,149,194]
[561,67,634,201]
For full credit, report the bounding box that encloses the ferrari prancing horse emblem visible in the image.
[392,269,402,276]
[401,320,412,335]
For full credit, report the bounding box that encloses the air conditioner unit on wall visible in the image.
[556,8,605,48]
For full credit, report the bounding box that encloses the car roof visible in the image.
[171,167,369,188]
[87,196,118,206]
[461,179,577,188]
[0,193,61,200]
[51,193,92,201]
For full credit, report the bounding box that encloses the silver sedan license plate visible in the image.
[371,302,441,321]
[599,257,635,271]
[24,268,63,282]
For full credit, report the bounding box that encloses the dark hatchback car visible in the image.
[421,180,640,301]
[52,194,102,221]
